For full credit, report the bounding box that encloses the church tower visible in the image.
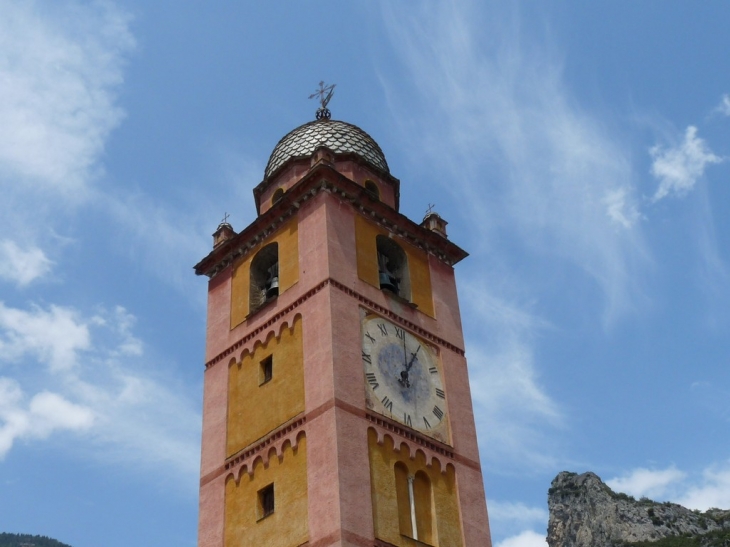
[194,90,492,547]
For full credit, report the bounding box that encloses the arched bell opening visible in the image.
[249,243,279,314]
[376,235,410,301]
[364,180,380,201]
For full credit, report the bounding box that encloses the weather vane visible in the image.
[309,81,336,120]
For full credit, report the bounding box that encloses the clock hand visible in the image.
[403,335,407,369]
[399,336,411,388]
[405,345,421,372]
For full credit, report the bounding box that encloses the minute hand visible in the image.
[405,346,421,372]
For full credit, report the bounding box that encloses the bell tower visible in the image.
[194,91,492,547]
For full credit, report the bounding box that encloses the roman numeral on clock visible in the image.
[429,366,438,374]
[394,326,405,339]
[362,351,371,364]
[365,332,376,344]
[423,417,431,429]
[435,388,445,399]
[404,413,412,427]
[433,405,444,421]
[381,396,393,412]
[365,372,379,390]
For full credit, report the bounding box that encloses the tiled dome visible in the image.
[264,119,389,179]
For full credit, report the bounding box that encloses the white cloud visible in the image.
[383,0,647,322]
[0,301,200,478]
[604,187,640,229]
[99,191,211,297]
[650,126,723,201]
[607,463,730,512]
[464,284,564,471]
[679,463,730,511]
[0,240,53,286]
[0,377,94,457]
[0,302,91,372]
[496,530,547,547]
[607,467,686,500]
[715,94,730,117]
[0,0,134,196]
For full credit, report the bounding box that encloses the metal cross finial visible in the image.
[221,212,230,224]
[425,203,436,216]
[309,81,336,120]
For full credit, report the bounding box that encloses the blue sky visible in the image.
[0,2,728,546]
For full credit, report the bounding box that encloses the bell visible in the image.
[266,276,279,300]
[379,272,398,293]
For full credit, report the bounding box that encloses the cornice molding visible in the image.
[204,278,465,370]
[194,164,467,279]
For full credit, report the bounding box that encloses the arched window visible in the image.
[364,180,380,201]
[249,243,279,314]
[394,462,412,537]
[413,470,434,544]
[394,463,434,543]
[272,187,285,205]
[376,235,410,301]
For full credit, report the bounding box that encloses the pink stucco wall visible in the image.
[197,167,491,546]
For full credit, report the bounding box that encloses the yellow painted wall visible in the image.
[368,428,463,547]
[231,218,300,328]
[227,317,305,457]
[354,216,434,317]
[224,436,308,547]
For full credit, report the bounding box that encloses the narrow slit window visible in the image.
[257,483,275,519]
[259,355,273,385]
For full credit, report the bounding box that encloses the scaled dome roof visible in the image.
[264,119,389,179]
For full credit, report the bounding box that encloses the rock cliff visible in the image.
[547,471,730,547]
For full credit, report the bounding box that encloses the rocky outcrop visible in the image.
[547,471,730,547]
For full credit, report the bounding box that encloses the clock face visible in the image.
[361,315,448,441]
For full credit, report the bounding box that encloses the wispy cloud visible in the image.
[679,463,730,510]
[0,302,91,372]
[0,377,94,456]
[650,126,723,202]
[0,2,200,481]
[0,302,200,479]
[463,283,564,472]
[488,501,549,547]
[0,0,134,197]
[495,530,547,547]
[714,94,730,117]
[0,240,53,286]
[489,500,548,526]
[607,467,686,500]
[604,187,641,229]
[608,463,730,511]
[0,0,135,292]
[382,0,647,323]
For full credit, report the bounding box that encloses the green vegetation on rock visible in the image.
[0,533,73,547]
[624,528,730,547]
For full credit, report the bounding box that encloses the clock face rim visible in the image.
[361,314,449,440]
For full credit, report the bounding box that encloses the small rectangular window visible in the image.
[259,355,273,385]
[258,483,275,519]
